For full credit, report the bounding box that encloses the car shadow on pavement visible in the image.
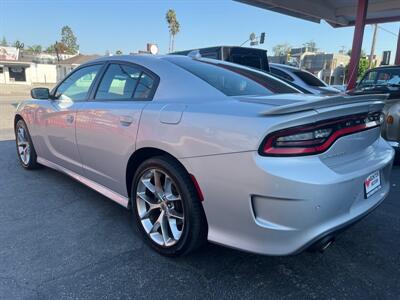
[0,139,399,299]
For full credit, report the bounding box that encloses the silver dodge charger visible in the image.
[14,55,395,256]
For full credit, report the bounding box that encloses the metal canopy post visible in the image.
[395,28,400,65]
[346,0,369,90]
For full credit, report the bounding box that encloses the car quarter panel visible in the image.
[179,137,394,255]
[136,99,319,159]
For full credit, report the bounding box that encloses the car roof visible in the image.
[85,54,299,90]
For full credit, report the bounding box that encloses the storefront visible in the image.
[0,62,31,84]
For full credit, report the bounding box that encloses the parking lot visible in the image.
[0,89,399,299]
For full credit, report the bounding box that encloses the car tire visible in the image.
[15,119,40,170]
[131,156,207,256]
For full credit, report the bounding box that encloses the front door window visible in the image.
[55,64,102,101]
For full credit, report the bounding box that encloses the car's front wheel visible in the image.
[131,156,207,256]
[15,119,39,170]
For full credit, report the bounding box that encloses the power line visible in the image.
[377,25,398,38]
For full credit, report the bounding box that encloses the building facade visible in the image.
[268,49,351,85]
[0,47,99,85]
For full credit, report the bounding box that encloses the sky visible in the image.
[1,0,399,62]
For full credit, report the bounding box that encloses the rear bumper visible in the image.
[293,193,385,254]
[181,136,395,255]
[387,141,400,151]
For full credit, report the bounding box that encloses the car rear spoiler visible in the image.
[260,94,389,116]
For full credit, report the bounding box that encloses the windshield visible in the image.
[165,57,298,96]
[359,68,400,89]
[293,70,326,87]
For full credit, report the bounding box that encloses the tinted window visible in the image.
[216,64,299,94]
[95,64,142,100]
[56,64,101,101]
[200,51,219,59]
[134,73,155,99]
[359,68,400,88]
[359,71,378,87]
[231,54,262,69]
[166,57,273,96]
[270,67,294,82]
[377,69,400,85]
[293,70,326,87]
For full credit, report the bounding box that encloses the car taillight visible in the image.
[260,112,382,156]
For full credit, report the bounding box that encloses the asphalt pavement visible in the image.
[0,91,399,299]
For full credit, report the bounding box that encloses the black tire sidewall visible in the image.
[15,119,38,169]
[131,156,205,256]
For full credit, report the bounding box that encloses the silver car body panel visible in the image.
[15,55,395,255]
[37,156,129,207]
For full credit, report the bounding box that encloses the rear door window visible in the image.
[95,64,155,100]
[133,73,155,99]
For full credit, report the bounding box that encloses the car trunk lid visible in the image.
[235,93,387,159]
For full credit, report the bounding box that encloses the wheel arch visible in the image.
[125,147,194,204]
[14,114,23,128]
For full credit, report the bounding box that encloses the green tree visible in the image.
[61,26,79,54]
[28,44,42,54]
[0,36,7,46]
[272,43,291,56]
[357,57,369,78]
[166,9,180,52]
[45,44,56,53]
[345,49,369,79]
[115,50,123,55]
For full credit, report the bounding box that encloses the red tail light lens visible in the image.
[260,112,382,156]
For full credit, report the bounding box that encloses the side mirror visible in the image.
[31,87,51,99]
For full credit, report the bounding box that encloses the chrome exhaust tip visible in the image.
[308,235,335,253]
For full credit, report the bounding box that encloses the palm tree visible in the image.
[166,9,180,53]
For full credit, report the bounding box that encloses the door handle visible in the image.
[119,115,134,126]
[66,114,74,124]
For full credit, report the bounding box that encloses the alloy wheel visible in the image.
[136,168,185,247]
[16,126,31,165]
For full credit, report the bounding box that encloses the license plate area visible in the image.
[364,170,381,199]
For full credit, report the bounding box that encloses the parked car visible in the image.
[15,55,394,256]
[348,65,400,153]
[172,46,313,94]
[269,63,341,95]
[172,45,270,72]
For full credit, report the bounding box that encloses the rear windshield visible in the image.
[165,57,298,96]
[293,70,326,87]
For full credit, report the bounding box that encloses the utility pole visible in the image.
[369,24,378,68]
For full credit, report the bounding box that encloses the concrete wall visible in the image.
[56,65,74,81]
[0,63,58,85]
[29,64,57,84]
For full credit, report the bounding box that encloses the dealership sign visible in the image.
[0,46,19,61]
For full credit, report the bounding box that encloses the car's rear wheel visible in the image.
[15,119,39,170]
[131,156,207,256]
